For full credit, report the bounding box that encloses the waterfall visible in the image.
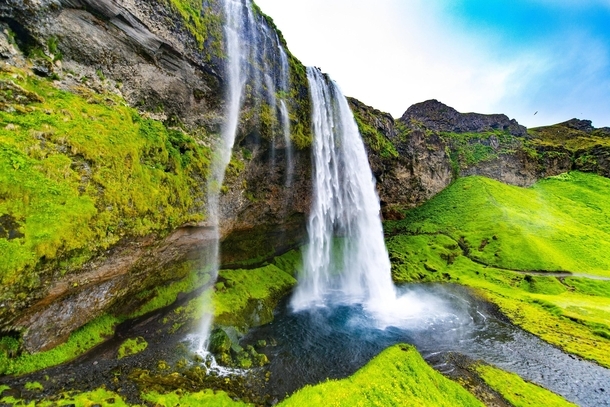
[278,44,293,187]
[291,67,396,313]
[198,0,294,350]
[197,0,253,350]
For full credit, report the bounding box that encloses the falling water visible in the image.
[291,68,396,313]
[278,44,293,187]
[197,0,254,350]
[198,0,295,350]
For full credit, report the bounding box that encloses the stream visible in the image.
[242,283,610,407]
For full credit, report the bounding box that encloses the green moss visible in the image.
[279,344,483,407]
[117,336,148,359]
[286,53,312,149]
[0,67,211,316]
[164,0,223,56]
[385,172,610,367]
[213,264,296,330]
[528,122,610,151]
[2,387,131,407]
[440,130,519,169]
[24,381,43,391]
[0,314,119,375]
[271,249,303,277]
[142,389,251,406]
[352,112,398,158]
[476,364,577,407]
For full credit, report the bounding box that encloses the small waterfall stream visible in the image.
[198,0,293,349]
[291,68,396,313]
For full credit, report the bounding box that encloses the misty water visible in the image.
[243,283,610,407]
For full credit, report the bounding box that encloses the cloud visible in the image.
[255,0,610,127]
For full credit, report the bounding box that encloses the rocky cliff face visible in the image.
[0,0,311,352]
[350,99,593,216]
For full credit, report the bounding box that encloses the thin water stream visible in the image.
[243,283,610,407]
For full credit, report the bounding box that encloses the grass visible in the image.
[278,344,483,407]
[386,172,610,277]
[528,122,610,151]
[385,172,610,367]
[475,364,577,407]
[0,66,211,306]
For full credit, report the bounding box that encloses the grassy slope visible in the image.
[528,123,610,151]
[475,364,577,407]
[0,66,211,294]
[279,344,483,407]
[386,171,610,367]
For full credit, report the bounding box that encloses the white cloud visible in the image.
[255,0,610,127]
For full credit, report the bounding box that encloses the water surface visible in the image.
[243,284,610,406]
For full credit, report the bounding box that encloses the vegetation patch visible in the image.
[117,336,148,359]
[475,364,577,407]
[278,344,483,407]
[0,314,119,375]
[164,0,223,55]
[0,66,211,314]
[142,389,251,406]
[385,172,610,367]
[351,108,398,159]
[1,387,131,407]
[213,263,297,330]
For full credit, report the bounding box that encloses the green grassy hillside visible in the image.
[386,172,610,367]
[0,65,211,304]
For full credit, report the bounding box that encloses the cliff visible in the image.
[0,0,312,352]
[349,98,610,217]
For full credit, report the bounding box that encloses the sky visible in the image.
[254,0,610,128]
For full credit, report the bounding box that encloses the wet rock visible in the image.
[209,329,232,354]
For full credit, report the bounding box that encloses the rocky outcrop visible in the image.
[402,99,527,136]
[0,0,312,352]
[350,99,580,214]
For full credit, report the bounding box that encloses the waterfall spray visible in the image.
[291,68,396,313]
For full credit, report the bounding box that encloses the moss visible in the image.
[127,261,212,319]
[164,0,223,56]
[440,130,519,169]
[117,336,148,359]
[142,389,251,406]
[0,314,120,375]
[0,66,211,321]
[213,264,296,330]
[286,53,312,149]
[352,112,398,158]
[1,387,132,407]
[475,364,577,407]
[23,381,43,391]
[385,172,610,367]
[528,122,610,151]
[279,344,483,407]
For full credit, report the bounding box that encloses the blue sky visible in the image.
[254,0,610,127]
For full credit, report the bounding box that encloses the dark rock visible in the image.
[400,99,527,136]
[562,118,595,133]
